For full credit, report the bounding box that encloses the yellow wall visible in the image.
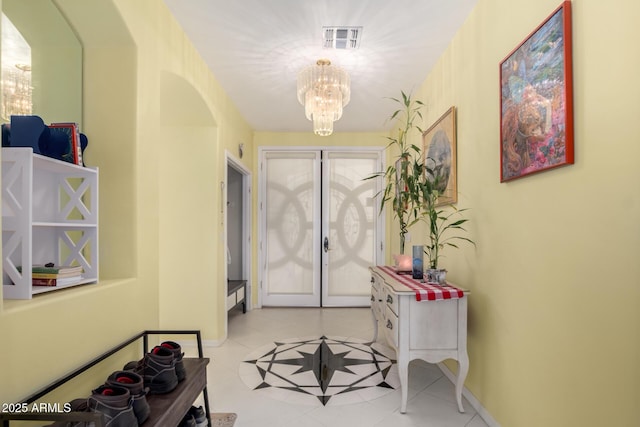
[0,0,253,404]
[400,0,640,426]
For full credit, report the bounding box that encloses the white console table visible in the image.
[369,266,469,413]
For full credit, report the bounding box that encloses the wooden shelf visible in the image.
[145,358,210,427]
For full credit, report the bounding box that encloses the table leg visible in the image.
[242,283,247,313]
[455,353,469,412]
[398,357,409,413]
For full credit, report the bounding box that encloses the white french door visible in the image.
[321,151,381,306]
[261,151,321,307]
[259,148,383,307]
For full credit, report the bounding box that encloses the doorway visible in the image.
[225,152,252,312]
[258,148,384,307]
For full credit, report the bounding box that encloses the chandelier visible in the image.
[297,59,350,136]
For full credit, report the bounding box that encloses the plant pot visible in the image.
[426,268,447,285]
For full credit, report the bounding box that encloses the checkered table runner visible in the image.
[378,266,465,301]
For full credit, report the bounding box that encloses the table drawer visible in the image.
[371,274,382,294]
[370,274,384,320]
[383,285,399,316]
[384,305,399,348]
[371,294,383,322]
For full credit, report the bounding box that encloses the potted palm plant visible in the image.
[418,163,474,283]
[367,91,425,263]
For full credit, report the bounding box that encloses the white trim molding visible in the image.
[437,362,501,427]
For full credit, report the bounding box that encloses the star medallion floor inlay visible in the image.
[239,336,399,406]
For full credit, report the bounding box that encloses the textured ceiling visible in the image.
[162,0,478,133]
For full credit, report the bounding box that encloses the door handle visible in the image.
[324,237,329,253]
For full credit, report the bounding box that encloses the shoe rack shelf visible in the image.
[2,147,99,299]
[0,330,211,427]
[227,279,247,313]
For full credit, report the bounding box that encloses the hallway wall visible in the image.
[0,0,253,403]
[404,0,640,425]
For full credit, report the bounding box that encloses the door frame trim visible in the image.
[258,146,386,308]
[224,150,252,324]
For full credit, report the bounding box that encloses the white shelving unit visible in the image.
[2,147,98,299]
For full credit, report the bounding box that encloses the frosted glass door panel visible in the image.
[263,152,320,306]
[322,152,379,306]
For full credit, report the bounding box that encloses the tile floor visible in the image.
[200,307,489,427]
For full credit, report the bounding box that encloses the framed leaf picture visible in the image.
[422,106,457,206]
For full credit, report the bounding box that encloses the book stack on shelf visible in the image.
[19,265,83,287]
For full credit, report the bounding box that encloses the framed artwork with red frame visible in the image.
[499,1,573,182]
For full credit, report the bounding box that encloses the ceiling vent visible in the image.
[322,26,362,50]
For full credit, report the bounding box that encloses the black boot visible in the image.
[87,385,137,427]
[124,345,178,394]
[161,340,186,381]
[106,370,150,424]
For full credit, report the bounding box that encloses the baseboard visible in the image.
[174,338,226,349]
[437,362,501,427]
[202,339,225,347]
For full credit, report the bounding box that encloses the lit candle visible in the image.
[395,254,412,272]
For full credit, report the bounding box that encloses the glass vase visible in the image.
[412,245,423,280]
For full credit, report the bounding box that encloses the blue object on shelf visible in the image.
[9,115,46,153]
